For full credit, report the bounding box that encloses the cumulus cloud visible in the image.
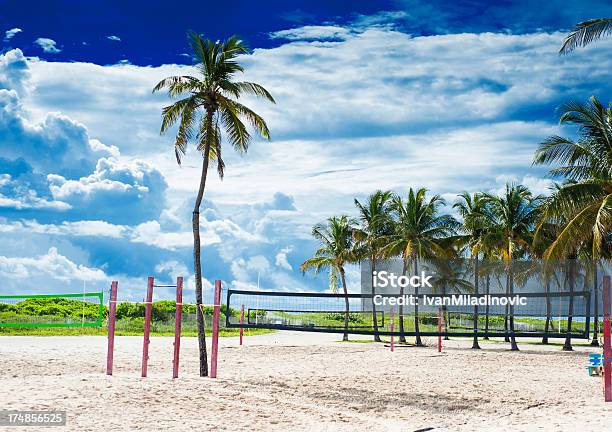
[4,28,22,42]
[275,246,293,271]
[0,247,106,281]
[34,37,60,53]
[107,35,121,42]
[0,50,167,224]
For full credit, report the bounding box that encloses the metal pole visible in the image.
[240,304,245,346]
[438,308,442,353]
[389,306,394,352]
[106,281,118,375]
[141,277,154,378]
[210,280,222,378]
[172,276,183,379]
[603,276,611,402]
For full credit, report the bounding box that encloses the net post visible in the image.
[141,276,154,378]
[603,275,611,402]
[438,308,442,353]
[389,306,394,352]
[210,280,222,378]
[106,281,118,376]
[172,276,183,379]
[240,304,245,346]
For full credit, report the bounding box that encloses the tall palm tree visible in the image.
[483,184,542,350]
[154,32,275,376]
[560,18,612,54]
[353,190,394,342]
[384,188,458,346]
[454,192,494,349]
[533,97,612,260]
[301,215,356,341]
[426,259,473,340]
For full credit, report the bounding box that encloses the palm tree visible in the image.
[560,18,612,54]
[483,184,542,350]
[384,188,458,346]
[534,98,612,348]
[454,192,494,349]
[353,190,394,342]
[533,97,612,261]
[426,259,473,340]
[154,32,275,376]
[301,215,356,341]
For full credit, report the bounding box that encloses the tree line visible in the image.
[301,96,612,351]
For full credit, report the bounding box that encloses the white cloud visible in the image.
[0,247,106,282]
[107,35,121,42]
[270,26,352,41]
[34,37,60,53]
[4,28,22,41]
[275,246,293,271]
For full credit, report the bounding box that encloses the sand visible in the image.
[0,332,610,431]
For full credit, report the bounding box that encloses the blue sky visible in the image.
[0,1,611,301]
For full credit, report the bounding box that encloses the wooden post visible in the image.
[603,276,611,402]
[210,280,222,378]
[389,306,394,352]
[141,277,154,378]
[172,276,183,379]
[239,304,245,346]
[438,308,442,353]
[106,281,118,375]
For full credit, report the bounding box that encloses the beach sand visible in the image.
[0,332,610,431]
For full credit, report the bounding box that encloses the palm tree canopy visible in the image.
[153,32,275,175]
[533,96,612,258]
[453,192,495,257]
[560,18,612,54]
[353,190,394,259]
[301,215,356,292]
[384,188,459,260]
[482,184,542,260]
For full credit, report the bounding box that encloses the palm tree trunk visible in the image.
[591,263,599,346]
[442,284,449,340]
[398,259,408,343]
[192,110,213,377]
[472,258,480,349]
[483,273,490,340]
[340,267,349,342]
[542,279,551,345]
[193,161,210,375]
[508,263,519,351]
[562,260,575,351]
[371,258,381,342]
[413,258,423,346]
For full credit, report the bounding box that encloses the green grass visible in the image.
[0,320,272,339]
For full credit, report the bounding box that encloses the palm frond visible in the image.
[560,18,612,54]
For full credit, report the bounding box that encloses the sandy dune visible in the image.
[0,332,610,431]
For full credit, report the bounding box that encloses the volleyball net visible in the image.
[226,289,592,338]
[0,292,104,328]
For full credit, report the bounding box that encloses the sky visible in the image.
[0,1,611,301]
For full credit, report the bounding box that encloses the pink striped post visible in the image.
[172,276,183,379]
[239,304,245,346]
[603,276,611,402]
[141,277,154,378]
[389,306,394,352]
[106,281,118,375]
[210,280,222,378]
[437,309,442,353]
